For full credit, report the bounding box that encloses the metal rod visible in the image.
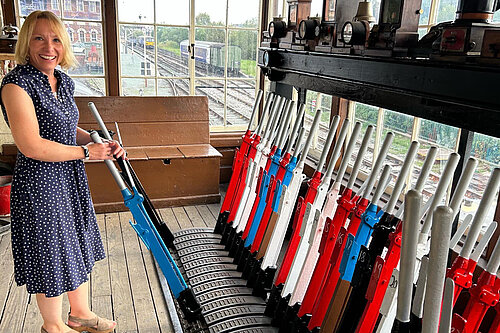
[90,131,127,191]
[256,92,274,137]
[247,90,263,132]
[346,125,374,190]
[88,102,112,140]
[277,100,296,149]
[419,153,460,244]
[385,141,419,215]
[284,103,305,153]
[335,121,361,186]
[449,157,478,216]
[316,115,340,173]
[361,132,394,200]
[396,190,422,323]
[372,164,392,204]
[422,205,454,333]
[460,168,500,258]
[293,127,306,159]
[297,109,323,169]
[323,119,350,186]
[414,146,438,193]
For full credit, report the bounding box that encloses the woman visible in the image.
[0,11,124,333]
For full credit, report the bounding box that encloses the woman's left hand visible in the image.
[106,140,128,160]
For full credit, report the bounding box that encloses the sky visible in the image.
[118,0,260,26]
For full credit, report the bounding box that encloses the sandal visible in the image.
[67,314,116,333]
[41,326,78,333]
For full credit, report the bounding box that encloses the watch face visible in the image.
[342,22,353,44]
[314,25,320,37]
[298,20,307,39]
[263,51,270,66]
[269,22,275,37]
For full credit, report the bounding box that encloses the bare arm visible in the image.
[2,83,113,162]
[76,127,92,145]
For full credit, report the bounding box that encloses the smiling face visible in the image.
[28,18,64,77]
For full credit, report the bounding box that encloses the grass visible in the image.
[158,42,181,56]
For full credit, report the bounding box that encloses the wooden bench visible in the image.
[75,96,221,213]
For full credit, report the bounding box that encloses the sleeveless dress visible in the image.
[0,63,105,297]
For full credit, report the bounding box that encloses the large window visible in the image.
[18,0,106,96]
[117,0,262,130]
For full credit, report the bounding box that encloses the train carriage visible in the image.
[180,39,241,75]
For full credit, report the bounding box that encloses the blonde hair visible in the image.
[15,10,77,70]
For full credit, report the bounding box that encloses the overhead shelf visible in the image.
[258,47,500,138]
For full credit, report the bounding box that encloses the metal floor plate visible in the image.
[173,227,278,332]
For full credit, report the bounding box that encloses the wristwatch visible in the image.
[81,145,90,160]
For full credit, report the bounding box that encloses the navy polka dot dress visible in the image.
[0,63,105,297]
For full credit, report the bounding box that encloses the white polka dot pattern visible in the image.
[0,64,105,297]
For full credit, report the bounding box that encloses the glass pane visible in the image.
[195,0,226,26]
[226,79,257,126]
[121,78,156,96]
[228,30,257,78]
[119,25,156,77]
[458,134,500,233]
[73,77,106,96]
[418,27,428,39]
[158,79,190,96]
[382,110,414,187]
[417,119,459,200]
[494,10,500,22]
[195,80,225,126]
[63,0,101,20]
[350,102,378,175]
[118,0,154,23]
[65,21,104,75]
[437,0,459,23]
[156,0,189,26]
[19,0,61,16]
[310,0,322,18]
[371,0,382,22]
[419,0,431,25]
[228,0,259,27]
[195,28,226,77]
[157,26,189,77]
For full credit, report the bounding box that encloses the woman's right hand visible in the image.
[86,142,114,160]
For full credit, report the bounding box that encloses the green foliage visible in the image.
[356,103,378,124]
[157,27,188,45]
[472,133,500,165]
[240,60,256,76]
[158,41,181,55]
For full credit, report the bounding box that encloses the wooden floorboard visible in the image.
[0,186,224,333]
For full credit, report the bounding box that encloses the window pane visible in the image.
[158,79,190,96]
[156,0,189,26]
[62,0,101,20]
[419,0,431,25]
[120,25,156,77]
[66,21,104,76]
[350,102,378,175]
[195,28,226,77]
[418,27,428,38]
[118,0,154,23]
[494,10,500,22]
[121,78,156,96]
[371,0,382,22]
[382,110,414,186]
[417,120,459,200]
[157,26,189,77]
[458,134,500,233]
[228,0,259,27]
[226,79,257,127]
[73,77,105,96]
[19,0,61,16]
[195,0,226,26]
[195,80,225,126]
[228,30,257,78]
[437,0,459,23]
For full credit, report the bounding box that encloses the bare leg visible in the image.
[67,281,116,330]
[36,293,75,332]
[67,281,93,319]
